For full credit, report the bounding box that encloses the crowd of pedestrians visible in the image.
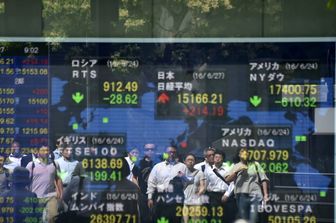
[0,141,270,223]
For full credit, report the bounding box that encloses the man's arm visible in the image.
[53,162,63,199]
[55,178,63,199]
[197,178,206,196]
[262,180,270,202]
[146,164,158,208]
[256,162,270,202]
[131,166,140,188]
[224,164,247,183]
[224,181,234,198]
[224,172,236,183]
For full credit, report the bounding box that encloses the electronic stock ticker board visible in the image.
[0,39,334,222]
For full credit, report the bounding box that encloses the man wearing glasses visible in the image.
[194,147,215,174]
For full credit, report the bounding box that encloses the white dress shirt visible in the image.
[147,161,187,199]
[4,155,22,173]
[125,156,135,181]
[205,163,234,197]
[194,161,206,170]
[55,157,78,185]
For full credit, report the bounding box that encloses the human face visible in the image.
[11,142,20,155]
[166,147,177,161]
[184,155,195,169]
[129,149,139,158]
[214,154,223,166]
[38,146,49,159]
[205,150,215,164]
[144,148,154,158]
[144,144,155,159]
[129,149,139,162]
[62,147,73,159]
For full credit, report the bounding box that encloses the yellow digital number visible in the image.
[95,158,101,169]
[176,206,182,216]
[103,82,110,92]
[103,81,138,92]
[0,88,15,95]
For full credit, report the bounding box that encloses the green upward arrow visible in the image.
[157,217,169,223]
[249,95,262,107]
[72,92,84,104]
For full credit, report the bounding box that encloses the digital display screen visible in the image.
[0,43,49,155]
[0,40,334,223]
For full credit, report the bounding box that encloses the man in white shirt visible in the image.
[205,150,236,222]
[147,146,187,222]
[207,151,234,198]
[55,144,78,187]
[124,147,140,187]
[193,147,215,220]
[194,147,215,173]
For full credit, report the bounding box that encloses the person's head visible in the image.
[184,153,196,169]
[62,144,73,160]
[12,166,30,188]
[128,147,139,163]
[144,143,156,159]
[11,141,20,156]
[239,148,248,162]
[214,150,225,167]
[38,145,49,160]
[166,146,178,161]
[203,147,215,165]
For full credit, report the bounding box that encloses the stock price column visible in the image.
[155,69,227,119]
[98,57,141,108]
[247,60,332,111]
[245,43,335,223]
[0,43,48,155]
